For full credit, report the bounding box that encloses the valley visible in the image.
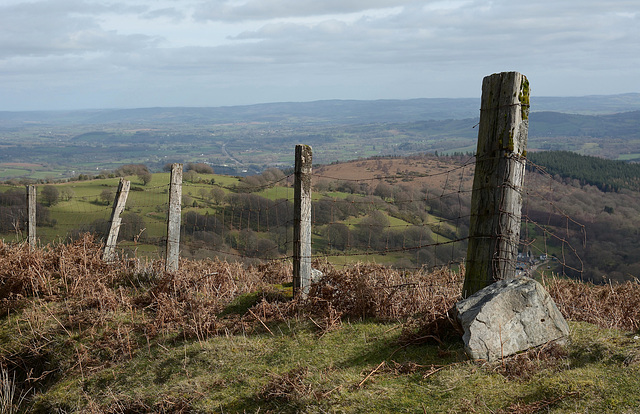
[1,95,640,182]
[2,150,639,283]
[1,95,640,282]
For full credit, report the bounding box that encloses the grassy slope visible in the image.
[1,173,238,244]
[28,320,640,413]
[2,240,640,413]
[1,168,462,267]
[5,152,640,281]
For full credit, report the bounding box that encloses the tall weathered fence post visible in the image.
[293,144,313,297]
[166,163,183,272]
[463,72,530,298]
[26,185,36,249]
[103,178,131,262]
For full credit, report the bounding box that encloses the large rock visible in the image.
[455,277,569,361]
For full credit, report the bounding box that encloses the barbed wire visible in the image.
[0,155,589,281]
[521,159,587,280]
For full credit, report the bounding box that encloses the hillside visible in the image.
[1,239,640,412]
[316,152,640,284]
[1,159,472,270]
[2,152,640,411]
[527,151,640,192]
[3,150,639,284]
[2,93,639,127]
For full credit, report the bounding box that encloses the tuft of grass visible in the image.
[0,365,28,414]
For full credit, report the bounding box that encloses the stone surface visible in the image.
[311,268,323,284]
[300,268,324,297]
[455,276,569,361]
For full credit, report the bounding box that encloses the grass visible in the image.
[2,239,640,412]
[0,164,70,181]
[618,153,640,161]
[77,322,396,411]
[322,191,362,200]
[2,170,469,267]
[0,168,31,179]
[254,186,295,201]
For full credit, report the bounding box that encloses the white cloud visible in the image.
[141,7,186,21]
[0,0,159,58]
[194,0,412,21]
[0,0,638,110]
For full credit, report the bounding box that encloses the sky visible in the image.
[1,0,638,111]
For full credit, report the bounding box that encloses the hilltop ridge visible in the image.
[1,93,639,127]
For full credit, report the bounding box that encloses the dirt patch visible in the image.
[314,154,475,193]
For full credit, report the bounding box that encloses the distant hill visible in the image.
[1,93,639,127]
[2,94,640,181]
[318,153,640,284]
[531,93,640,114]
[529,110,640,139]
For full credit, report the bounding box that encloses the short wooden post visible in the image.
[103,178,130,262]
[166,163,183,272]
[293,145,313,297]
[463,72,530,297]
[26,185,36,249]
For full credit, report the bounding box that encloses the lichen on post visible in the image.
[463,72,529,297]
[103,178,131,262]
[293,144,313,297]
[166,163,183,273]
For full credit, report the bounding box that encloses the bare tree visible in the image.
[41,185,60,206]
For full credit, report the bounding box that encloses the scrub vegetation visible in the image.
[1,238,640,413]
[4,150,640,282]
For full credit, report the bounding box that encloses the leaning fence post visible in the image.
[26,185,36,249]
[166,163,183,272]
[293,145,313,297]
[103,178,130,262]
[462,71,530,298]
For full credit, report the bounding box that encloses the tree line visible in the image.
[527,151,640,192]
[0,189,54,234]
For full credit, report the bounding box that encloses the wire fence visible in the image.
[521,160,586,280]
[0,181,169,255]
[0,154,586,281]
[179,179,294,262]
[306,155,475,272]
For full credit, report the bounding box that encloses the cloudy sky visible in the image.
[1,0,638,111]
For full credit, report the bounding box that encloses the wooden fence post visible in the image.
[293,144,313,297]
[26,185,36,249]
[103,178,130,262]
[463,71,530,297]
[166,163,183,272]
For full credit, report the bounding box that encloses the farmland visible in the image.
[4,147,640,283]
[0,156,472,270]
[2,96,640,182]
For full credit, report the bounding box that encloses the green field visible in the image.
[1,170,468,269]
[618,153,640,161]
[253,186,295,201]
